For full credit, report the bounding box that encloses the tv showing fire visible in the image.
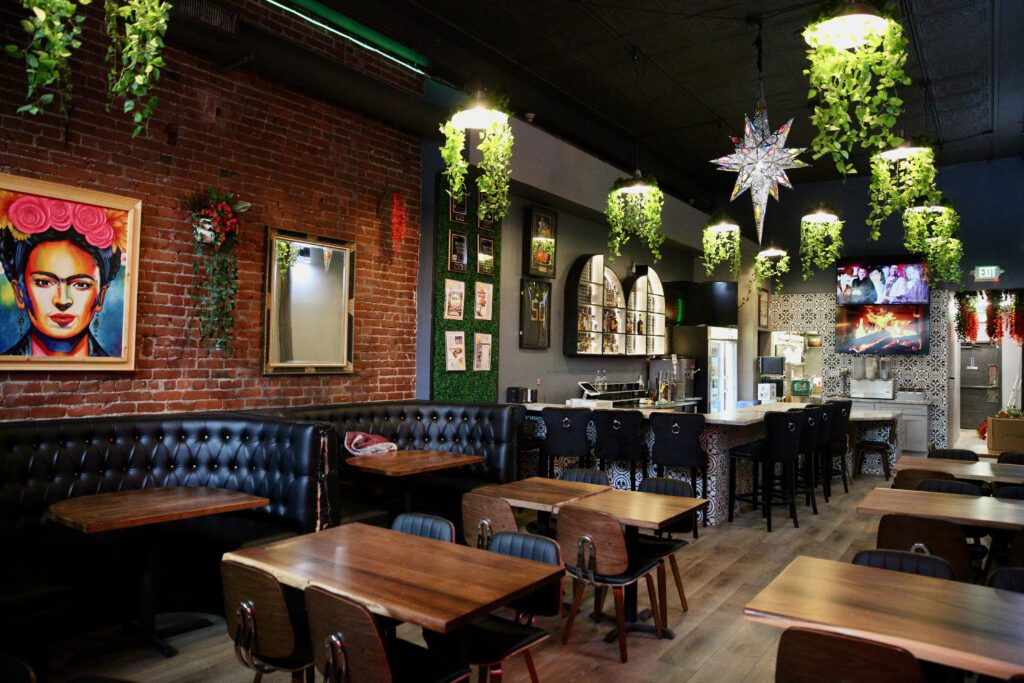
[835,305,929,355]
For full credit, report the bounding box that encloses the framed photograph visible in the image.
[519,278,551,349]
[445,330,466,371]
[473,332,492,371]
[474,281,493,321]
[757,288,769,328]
[477,236,495,276]
[449,194,468,224]
[477,188,496,231]
[448,230,468,273]
[523,206,556,278]
[443,278,465,320]
[0,173,142,371]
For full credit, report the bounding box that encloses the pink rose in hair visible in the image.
[72,203,114,249]
[8,195,51,234]
[47,199,74,230]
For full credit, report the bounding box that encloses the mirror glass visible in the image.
[264,228,355,374]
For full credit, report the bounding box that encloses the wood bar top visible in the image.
[48,487,270,533]
[744,555,1024,679]
[894,456,1024,485]
[857,487,1024,530]
[345,449,485,476]
[223,523,563,633]
[561,488,708,530]
[474,476,610,513]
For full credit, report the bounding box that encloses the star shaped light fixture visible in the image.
[710,88,808,243]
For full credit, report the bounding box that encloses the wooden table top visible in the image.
[894,456,1024,485]
[560,488,708,530]
[474,476,610,513]
[48,487,270,533]
[223,523,563,633]
[345,449,485,476]
[744,556,1024,679]
[857,487,1024,530]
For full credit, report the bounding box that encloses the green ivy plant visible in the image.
[754,251,791,294]
[903,205,959,254]
[799,215,844,280]
[867,147,940,239]
[803,4,910,175]
[475,118,513,222]
[5,0,90,116]
[701,223,741,279]
[606,176,665,261]
[440,120,468,204]
[105,0,170,138]
[276,240,298,280]
[953,291,975,343]
[924,235,963,285]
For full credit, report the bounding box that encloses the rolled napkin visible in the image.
[344,431,398,456]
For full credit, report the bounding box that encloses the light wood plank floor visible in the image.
[55,474,883,683]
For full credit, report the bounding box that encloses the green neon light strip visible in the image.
[262,0,429,76]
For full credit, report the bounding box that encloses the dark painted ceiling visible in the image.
[344,0,1024,208]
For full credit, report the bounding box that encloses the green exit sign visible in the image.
[973,265,1003,282]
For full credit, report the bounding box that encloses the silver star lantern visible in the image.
[711,87,808,242]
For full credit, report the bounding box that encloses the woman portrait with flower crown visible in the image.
[0,173,141,371]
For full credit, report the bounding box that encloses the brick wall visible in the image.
[0,0,422,420]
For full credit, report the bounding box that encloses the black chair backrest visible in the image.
[994,485,1024,500]
[997,451,1024,465]
[794,406,822,456]
[559,468,608,486]
[591,410,644,463]
[928,448,979,462]
[540,407,592,459]
[989,567,1024,594]
[851,549,956,580]
[390,512,455,543]
[638,476,694,498]
[488,531,562,617]
[765,412,803,462]
[814,402,837,451]
[826,400,851,440]
[915,479,983,496]
[648,413,707,469]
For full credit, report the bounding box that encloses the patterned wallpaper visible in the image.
[768,290,950,449]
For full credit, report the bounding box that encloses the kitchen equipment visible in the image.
[506,387,538,403]
[849,379,895,400]
[852,357,866,380]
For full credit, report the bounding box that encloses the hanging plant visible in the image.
[5,0,89,116]
[1007,292,1024,345]
[189,189,251,350]
[867,148,940,240]
[104,0,171,138]
[439,121,469,204]
[903,205,958,254]
[389,190,408,254]
[701,220,741,279]
[985,293,1004,344]
[606,176,665,261]
[753,251,791,294]
[799,213,844,280]
[802,5,910,175]
[476,118,513,222]
[276,240,298,280]
[923,235,962,285]
[953,291,976,343]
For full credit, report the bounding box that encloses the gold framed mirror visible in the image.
[263,227,355,374]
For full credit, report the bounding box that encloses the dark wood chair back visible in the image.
[876,514,973,581]
[461,492,518,548]
[989,567,1024,594]
[775,627,925,682]
[305,584,392,683]
[994,485,1024,500]
[997,451,1024,465]
[221,560,296,660]
[893,468,955,491]
[557,505,628,576]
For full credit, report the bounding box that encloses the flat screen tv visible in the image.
[836,261,929,305]
[835,305,929,355]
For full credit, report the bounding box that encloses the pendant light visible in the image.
[803,1,891,50]
[701,214,741,279]
[799,208,844,279]
[449,81,508,130]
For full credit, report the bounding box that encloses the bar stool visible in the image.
[539,407,592,478]
[822,400,851,498]
[591,409,645,489]
[791,406,821,515]
[648,413,707,526]
[813,402,836,502]
[854,419,897,480]
[728,411,803,531]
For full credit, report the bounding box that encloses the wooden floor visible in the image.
[55,474,884,683]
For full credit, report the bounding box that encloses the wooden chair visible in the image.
[892,468,955,491]
[557,506,663,663]
[636,477,694,624]
[391,512,456,543]
[997,451,1024,464]
[775,627,926,682]
[305,585,470,683]
[221,560,313,683]
[461,492,518,548]
[854,419,897,480]
[559,467,609,486]
[875,514,974,582]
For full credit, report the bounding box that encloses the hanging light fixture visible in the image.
[701,214,741,279]
[754,246,792,294]
[803,1,891,50]
[877,139,931,161]
[757,247,788,259]
[449,83,508,130]
[799,208,844,279]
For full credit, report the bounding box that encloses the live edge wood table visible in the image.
[744,555,1024,679]
[474,476,609,513]
[894,455,1024,486]
[48,487,270,657]
[223,523,564,633]
[857,487,1024,530]
[344,449,485,477]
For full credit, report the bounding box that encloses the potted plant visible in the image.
[923,235,963,285]
[606,174,665,261]
[903,204,958,254]
[867,147,940,240]
[439,99,514,223]
[799,211,843,279]
[105,0,171,138]
[753,249,791,294]
[701,215,741,279]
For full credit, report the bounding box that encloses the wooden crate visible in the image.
[987,417,1024,452]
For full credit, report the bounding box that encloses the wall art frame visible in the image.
[477,235,495,276]
[523,205,557,278]
[520,277,551,349]
[448,230,468,273]
[477,188,496,231]
[758,288,770,329]
[449,194,468,224]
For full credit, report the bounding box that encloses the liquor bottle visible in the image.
[637,316,644,335]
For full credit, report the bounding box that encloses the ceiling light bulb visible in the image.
[877,144,930,161]
[906,204,948,215]
[449,105,508,130]
[757,247,787,259]
[708,221,739,233]
[802,210,839,223]
[804,5,891,50]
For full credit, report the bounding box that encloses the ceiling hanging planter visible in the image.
[803,1,910,175]
[923,235,963,285]
[754,247,791,294]
[701,215,741,279]
[799,209,844,280]
[606,172,665,261]
[903,203,959,254]
[867,143,940,240]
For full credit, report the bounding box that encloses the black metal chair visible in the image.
[559,467,609,486]
[728,411,804,532]
[791,406,822,515]
[591,409,645,489]
[823,399,852,497]
[814,402,837,502]
[997,451,1024,464]
[391,513,456,543]
[928,448,980,462]
[916,480,984,496]
[539,407,592,478]
[994,485,1024,500]
[648,413,708,525]
[852,549,956,580]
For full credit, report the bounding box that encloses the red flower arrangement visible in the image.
[985,299,1003,343]
[390,190,408,254]
[190,191,249,251]
[1008,294,1024,345]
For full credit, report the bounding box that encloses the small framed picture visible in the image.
[757,288,769,328]
[477,236,495,276]
[520,278,551,349]
[449,194,468,224]
[473,332,492,371]
[523,206,556,278]
[477,189,496,231]
[445,330,466,371]
[474,281,493,321]
[443,279,465,320]
[448,230,468,273]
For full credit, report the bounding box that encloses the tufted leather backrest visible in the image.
[391,512,455,543]
[852,549,956,580]
[927,448,979,462]
[259,402,516,484]
[649,412,706,469]
[0,414,332,538]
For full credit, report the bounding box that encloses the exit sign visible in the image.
[973,265,1003,282]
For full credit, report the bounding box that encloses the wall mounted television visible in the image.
[835,305,929,355]
[836,261,930,305]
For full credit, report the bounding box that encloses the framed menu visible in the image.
[448,230,468,273]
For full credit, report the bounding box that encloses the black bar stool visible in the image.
[790,406,822,515]
[815,402,837,502]
[539,407,592,478]
[729,411,804,531]
[822,400,852,498]
[648,413,708,528]
[591,409,645,490]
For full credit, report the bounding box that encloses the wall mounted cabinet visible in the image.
[563,254,626,356]
[623,266,667,356]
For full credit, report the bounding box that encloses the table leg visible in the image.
[606,526,675,641]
